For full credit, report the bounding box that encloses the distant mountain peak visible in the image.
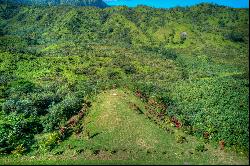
[2,0,108,8]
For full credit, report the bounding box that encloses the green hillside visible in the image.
[0,89,248,164]
[0,2,249,164]
[0,0,108,7]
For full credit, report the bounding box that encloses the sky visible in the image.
[103,0,249,8]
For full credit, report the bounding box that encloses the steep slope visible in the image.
[1,0,108,7]
[102,13,150,46]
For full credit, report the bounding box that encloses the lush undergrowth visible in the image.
[0,2,249,161]
[0,89,248,164]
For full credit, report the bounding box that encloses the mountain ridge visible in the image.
[0,0,108,8]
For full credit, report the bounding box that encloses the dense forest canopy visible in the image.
[104,0,249,8]
[0,1,249,161]
[0,0,108,7]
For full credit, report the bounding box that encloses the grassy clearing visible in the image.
[1,89,247,165]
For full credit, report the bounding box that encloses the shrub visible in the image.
[43,94,82,132]
[169,77,249,151]
[224,31,245,43]
[0,74,13,85]
[30,91,60,115]
[2,98,36,116]
[0,113,41,154]
[175,134,187,144]
[38,132,61,152]
[195,144,207,152]
[6,80,36,96]
[107,70,122,80]
[11,144,26,156]
[122,65,136,74]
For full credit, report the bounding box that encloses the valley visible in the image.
[0,1,249,164]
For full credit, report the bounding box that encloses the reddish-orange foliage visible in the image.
[135,90,143,98]
[171,117,182,128]
[203,132,210,139]
[219,140,225,150]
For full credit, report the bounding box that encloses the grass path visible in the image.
[0,89,248,165]
[66,89,248,164]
